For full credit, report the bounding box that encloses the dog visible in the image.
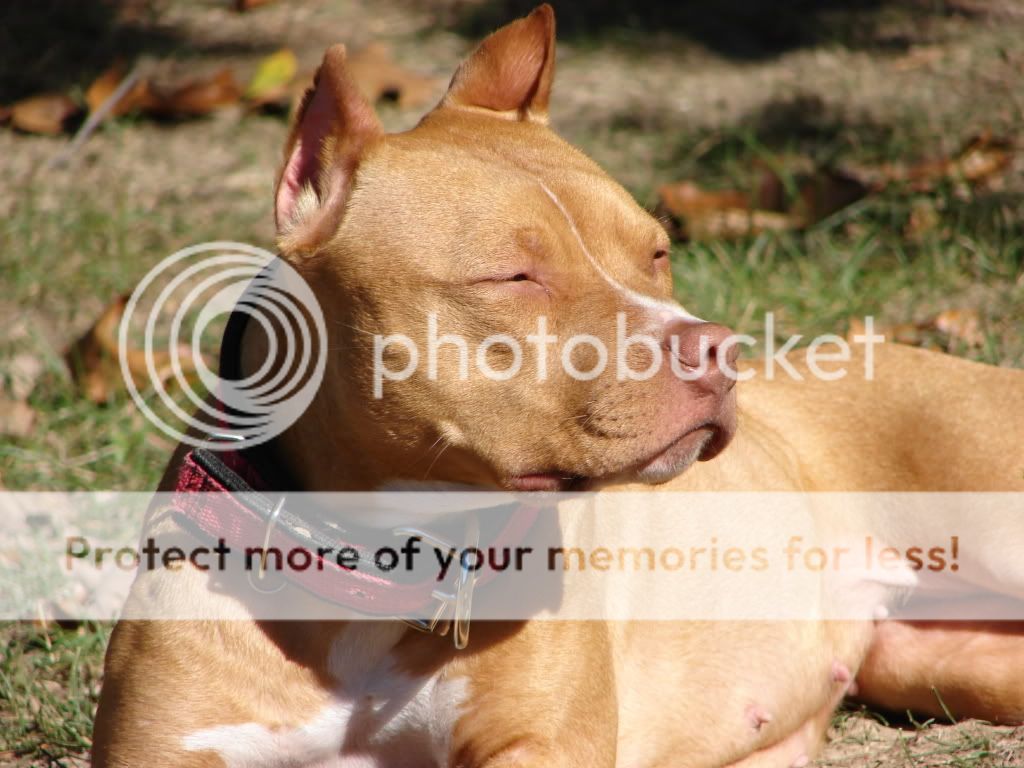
[93,5,1024,766]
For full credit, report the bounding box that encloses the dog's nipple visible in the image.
[745,704,773,731]
[831,660,852,685]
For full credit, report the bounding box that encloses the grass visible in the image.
[1,0,1022,764]
[0,623,110,766]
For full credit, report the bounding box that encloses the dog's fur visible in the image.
[93,6,1024,767]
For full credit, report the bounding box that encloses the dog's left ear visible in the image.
[441,4,556,123]
[275,44,382,254]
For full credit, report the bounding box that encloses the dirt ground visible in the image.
[1,0,1023,765]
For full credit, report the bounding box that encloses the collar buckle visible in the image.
[393,515,479,650]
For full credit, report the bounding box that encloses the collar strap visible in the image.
[170,441,537,648]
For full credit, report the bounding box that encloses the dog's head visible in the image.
[257,5,738,491]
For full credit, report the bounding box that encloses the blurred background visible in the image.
[0,1,1022,764]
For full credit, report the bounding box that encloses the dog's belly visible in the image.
[614,621,873,768]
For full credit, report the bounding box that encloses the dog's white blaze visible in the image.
[537,181,702,324]
[181,625,469,768]
[182,704,351,767]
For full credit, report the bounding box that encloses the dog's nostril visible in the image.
[665,321,737,372]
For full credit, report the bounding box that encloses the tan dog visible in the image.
[93,6,1024,767]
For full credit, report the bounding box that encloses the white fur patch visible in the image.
[280,182,321,237]
[182,625,469,768]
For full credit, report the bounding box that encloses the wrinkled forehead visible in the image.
[349,133,666,272]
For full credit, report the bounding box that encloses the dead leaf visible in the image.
[930,309,984,348]
[347,43,438,109]
[846,309,984,352]
[0,398,35,437]
[896,132,1013,190]
[65,297,127,404]
[9,93,80,135]
[657,180,803,240]
[66,296,196,404]
[235,0,277,9]
[846,318,926,346]
[244,49,298,107]
[145,68,242,118]
[85,61,154,117]
[953,132,1012,183]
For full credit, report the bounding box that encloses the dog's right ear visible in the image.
[275,44,382,255]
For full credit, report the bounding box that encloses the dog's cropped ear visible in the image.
[441,4,556,123]
[275,44,382,254]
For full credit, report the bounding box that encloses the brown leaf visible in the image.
[846,309,984,352]
[66,296,196,404]
[9,93,80,135]
[901,132,1013,190]
[657,181,802,241]
[347,43,439,109]
[85,61,154,117]
[235,0,277,9]
[953,132,1012,183]
[930,309,984,348]
[146,68,241,118]
[65,296,127,404]
[846,318,925,346]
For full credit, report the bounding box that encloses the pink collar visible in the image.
[170,443,537,647]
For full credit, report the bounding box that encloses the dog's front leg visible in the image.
[447,622,619,768]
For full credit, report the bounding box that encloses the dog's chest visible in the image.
[182,625,466,768]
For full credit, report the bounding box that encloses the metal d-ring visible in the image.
[257,496,286,580]
[452,513,479,650]
[205,431,247,449]
[392,513,480,649]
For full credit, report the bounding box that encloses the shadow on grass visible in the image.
[0,0,284,102]
[435,0,979,59]
[0,0,172,101]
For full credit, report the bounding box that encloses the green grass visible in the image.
[669,183,1024,368]
[0,623,110,766]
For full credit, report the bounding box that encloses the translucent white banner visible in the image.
[2,492,1023,622]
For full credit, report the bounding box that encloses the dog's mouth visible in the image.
[504,422,731,492]
[505,473,590,492]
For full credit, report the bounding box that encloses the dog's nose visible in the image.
[664,320,739,394]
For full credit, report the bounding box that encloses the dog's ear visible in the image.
[441,4,556,122]
[275,44,382,254]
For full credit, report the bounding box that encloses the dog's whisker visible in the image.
[422,439,452,480]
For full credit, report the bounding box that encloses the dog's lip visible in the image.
[505,473,587,492]
[504,427,716,492]
[502,418,732,492]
